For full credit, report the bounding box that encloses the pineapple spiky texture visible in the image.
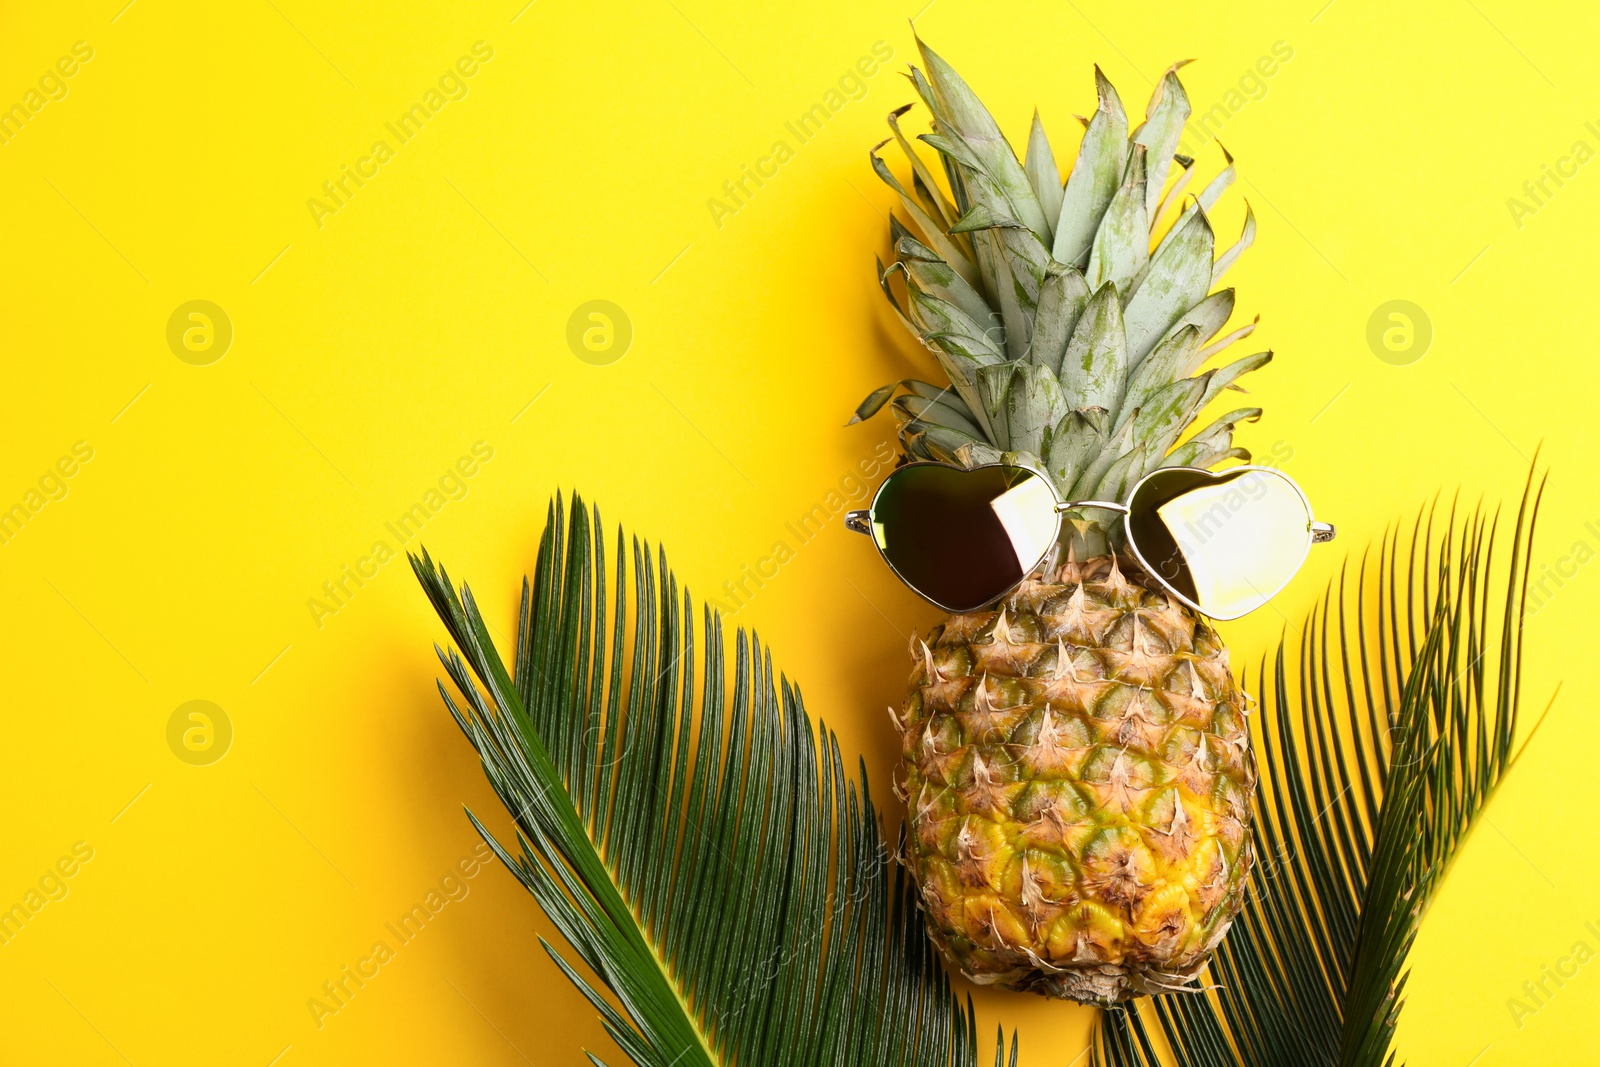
[856,41,1264,1005]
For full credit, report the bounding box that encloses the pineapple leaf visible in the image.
[1172,405,1261,458]
[1163,288,1237,356]
[1150,155,1196,235]
[1198,349,1272,408]
[897,228,1001,335]
[903,378,974,404]
[1131,64,1192,220]
[914,37,1052,245]
[1093,469,1548,1067]
[992,232,1039,358]
[908,64,971,215]
[888,103,959,228]
[1197,314,1259,363]
[1123,206,1215,364]
[875,257,920,340]
[413,497,996,1067]
[1029,267,1092,377]
[850,381,900,424]
[976,361,1019,446]
[1060,282,1128,415]
[851,378,971,426]
[1003,362,1070,456]
[893,392,986,438]
[1196,145,1236,213]
[919,131,984,173]
[910,170,954,238]
[1024,110,1064,241]
[907,285,1007,365]
[871,142,983,291]
[1162,438,1248,470]
[1045,408,1106,491]
[1086,144,1149,296]
[1117,324,1200,435]
[1130,374,1209,457]
[948,201,1027,235]
[1054,67,1129,267]
[1089,445,1144,504]
[908,420,1002,465]
[1068,412,1134,499]
[1213,200,1257,285]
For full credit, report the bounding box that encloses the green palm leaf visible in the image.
[411,494,995,1067]
[1092,470,1549,1066]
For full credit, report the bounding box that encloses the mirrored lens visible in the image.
[871,465,1059,612]
[1127,467,1313,619]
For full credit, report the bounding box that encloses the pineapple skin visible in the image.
[898,552,1255,1005]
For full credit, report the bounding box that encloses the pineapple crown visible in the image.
[854,40,1267,518]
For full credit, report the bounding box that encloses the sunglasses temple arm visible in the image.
[1055,499,1130,514]
[844,510,871,535]
[1312,521,1336,543]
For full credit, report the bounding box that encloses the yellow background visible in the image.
[2,0,1596,1063]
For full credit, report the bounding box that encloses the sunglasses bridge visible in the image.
[846,502,1334,541]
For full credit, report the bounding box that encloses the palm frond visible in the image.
[412,494,994,1067]
[1093,468,1548,1067]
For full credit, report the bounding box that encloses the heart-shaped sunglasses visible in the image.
[845,462,1334,619]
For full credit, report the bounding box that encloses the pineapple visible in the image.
[856,42,1264,1005]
